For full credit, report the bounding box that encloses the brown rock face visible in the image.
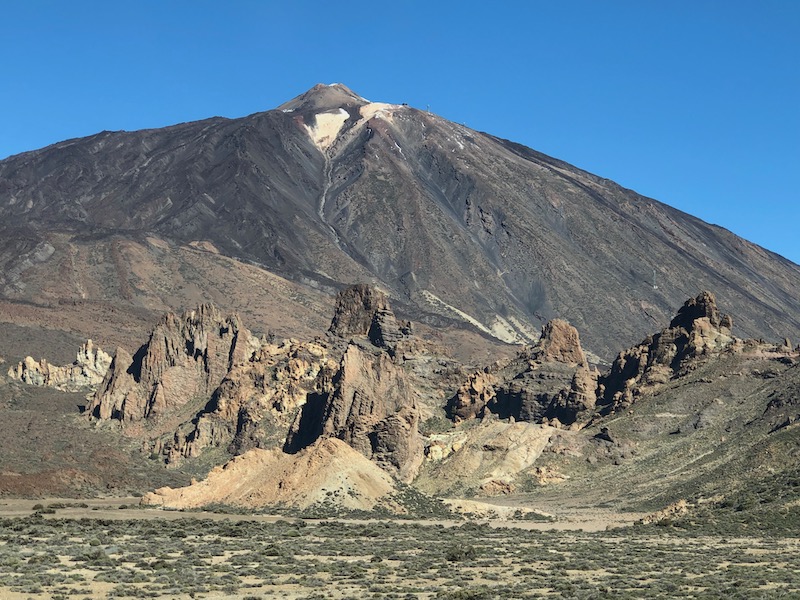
[328,285,391,338]
[86,304,259,423]
[447,371,497,422]
[328,284,413,354]
[286,344,424,482]
[532,319,587,365]
[152,340,332,464]
[7,340,111,392]
[599,291,735,412]
[460,319,597,426]
[546,365,600,426]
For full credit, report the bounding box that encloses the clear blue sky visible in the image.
[2,1,798,264]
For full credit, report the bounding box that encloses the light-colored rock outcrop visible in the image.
[142,438,402,512]
[152,339,334,464]
[86,304,259,423]
[417,420,558,496]
[7,340,111,392]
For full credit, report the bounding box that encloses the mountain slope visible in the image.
[1,83,798,359]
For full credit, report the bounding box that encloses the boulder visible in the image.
[532,318,587,365]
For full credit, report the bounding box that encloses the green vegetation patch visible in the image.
[2,513,800,598]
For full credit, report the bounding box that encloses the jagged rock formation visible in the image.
[599,291,736,413]
[279,284,424,482]
[7,340,111,392]
[532,319,587,364]
[152,339,333,464]
[79,285,426,484]
[286,344,424,482]
[328,284,413,355]
[142,438,403,512]
[328,284,390,337]
[448,318,598,426]
[447,294,751,426]
[86,304,259,422]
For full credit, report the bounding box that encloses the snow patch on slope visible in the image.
[304,108,350,150]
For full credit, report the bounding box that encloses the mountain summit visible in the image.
[278,82,369,113]
[0,84,798,358]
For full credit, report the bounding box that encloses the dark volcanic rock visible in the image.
[2,84,799,359]
[329,284,390,338]
[329,284,412,354]
[450,318,598,426]
[447,370,497,422]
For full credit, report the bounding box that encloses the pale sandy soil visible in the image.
[141,439,400,512]
[0,495,644,531]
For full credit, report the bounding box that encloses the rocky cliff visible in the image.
[286,288,424,482]
[448,318,598,427]
[86,304,259,423]
[598,291,736,413]
[152,339,333,464]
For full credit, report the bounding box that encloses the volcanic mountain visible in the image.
[1,83,798,360]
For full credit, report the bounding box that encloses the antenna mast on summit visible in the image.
[652,269,658,290]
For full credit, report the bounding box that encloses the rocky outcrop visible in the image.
[7,340,112,392]
[450,319,597,427]
[329,284,412,354]
[152,340,333,464]
[329,285,391,338]
[416,420,557,496]
[286,344,424,482]
[546,364,600,426]
[447,370,497,422]
[369,308,413,352]
[532,319,587,365]
[85,304,259,423]
[599,291,735,412]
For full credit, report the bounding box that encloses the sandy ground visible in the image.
[0,496,646,531]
